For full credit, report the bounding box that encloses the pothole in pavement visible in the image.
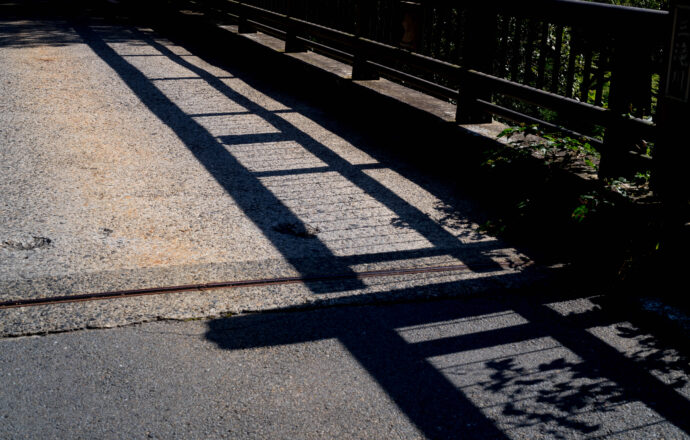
[1,236,52,250]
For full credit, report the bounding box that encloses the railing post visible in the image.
[400,1,423,51]
[654,0,690,209]
[456,5,496,124]
[352,0,379,80]
[285,0,307,53]
[236,1,255,34]
[599,29,646,178]
[649,0,690,287]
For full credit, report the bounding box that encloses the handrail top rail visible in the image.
[235,0,669,17]
[407,0,670,17]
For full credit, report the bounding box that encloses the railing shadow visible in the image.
[71,22,516,297]
[206,283,690,439]
[62,20,554,438]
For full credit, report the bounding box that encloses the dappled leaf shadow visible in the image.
[432,201,486,239]
[614,323,690,390]
[483,356,627,438]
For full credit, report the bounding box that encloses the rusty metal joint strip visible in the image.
[0,262,522,310]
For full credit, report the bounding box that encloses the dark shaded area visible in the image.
[0,236,51,251]
[613,323,690,388]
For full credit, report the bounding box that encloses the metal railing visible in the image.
[178,0,670,175]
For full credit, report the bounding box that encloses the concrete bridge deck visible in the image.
[1,7,689,439]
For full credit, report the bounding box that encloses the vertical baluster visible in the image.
[495,15,511,78]
[443,5,452,60]
[637,43,654,117]
[524,19,537,85]
[367,0,375,40]
[339,0,348,31]
[601,29,644,178]
[580,46,593,103]
[640,73,652,118]
[306,0,313,27]
[390,0,399,46]
[449,6,461,63]
[438,5,447,59]
[510,17,523,81]
[422,1,433,55]
[565,28,577,98]
[536,22,549,89]
[378,0,385,43]
[594,51,606,107]
[435,6,443,57]
[445,5,454,60]
[550,24,564,93]
[346,0,353,32]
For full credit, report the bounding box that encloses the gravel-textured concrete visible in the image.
[1,295,689,439]
[0,19,535,335]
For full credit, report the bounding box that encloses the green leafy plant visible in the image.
[570,191,612,223]
[493,124,656,226]
[490,123,600,171]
